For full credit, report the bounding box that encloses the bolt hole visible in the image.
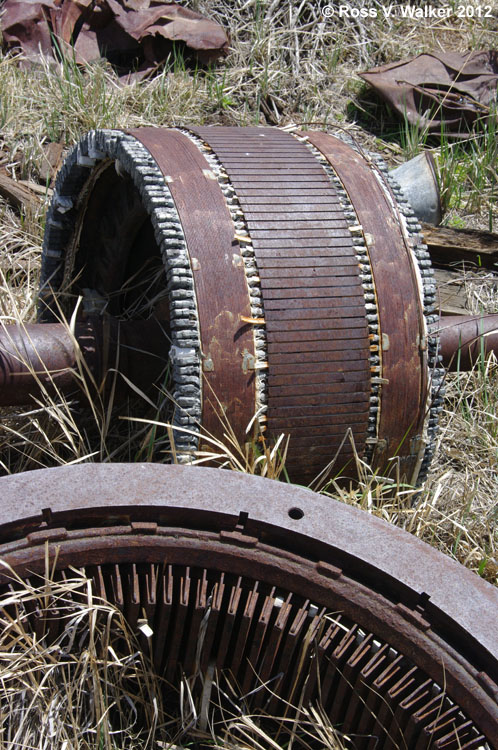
[288,507,304,521]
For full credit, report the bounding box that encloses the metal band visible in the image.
[306,132,429,480]
[129,128,257,448]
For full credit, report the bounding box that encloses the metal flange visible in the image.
[0,464,496,748]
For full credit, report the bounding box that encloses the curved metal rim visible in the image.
[304,132,429,482]
[0,465,497,744]
[128,127,257,447]
[0,466,496,684]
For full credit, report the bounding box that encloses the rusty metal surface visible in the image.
[2,0,229,77]
[438,314,498,370]
[0,317,169,405]
[129,128,256,447]
[0,321,93,405]
[306,132,428,479]
[192,127,371,481]
[0,463,496,747]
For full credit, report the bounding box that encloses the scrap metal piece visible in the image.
[437,314,498,371]
[360,50,498,136]
[390,152,442,225]
[0,463,496,747]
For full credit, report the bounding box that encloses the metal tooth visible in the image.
[53,194,73,213]
[162,257,189,271]
[155,218,182,230]
[171,301,196,312]
[175,414,199,425]
[76,145,96,167]
[171,318,197,330]
[146,195,175,209]
[136,169,167,181]
[144,186,171,197]
[167,266,192,278]
[170,289,194,301]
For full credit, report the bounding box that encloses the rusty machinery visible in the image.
[1,129,498,748]
[2,127,498,484]
[0,464,497,748]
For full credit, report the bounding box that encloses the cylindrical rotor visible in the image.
[32,127,445,484]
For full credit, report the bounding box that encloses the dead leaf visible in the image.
[1,1,57,64]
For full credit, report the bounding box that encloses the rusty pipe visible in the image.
[0,317,169,406]
[2,313,498,408]
[437,314,498,371]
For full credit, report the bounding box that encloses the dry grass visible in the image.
[1,0,497,573]
[0,564,166,749]
[0,564,349,750]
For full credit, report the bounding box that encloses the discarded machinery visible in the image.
[0,464,497,748]
[2,127,498,484]
[1,130,497,747]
